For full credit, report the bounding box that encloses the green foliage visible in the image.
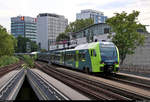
[15,35,30,53]
[0,56,19,68]
[65,18,94,33]
[106,10,145,64]
[56,32,70,42]
[40,49,47,52]
[22,55,34,68]
[15,35,38,53]
[31,53,38,60]
[56,18,94,42]
[21,64,28,69]
[0,25,17,57]
[30,41,38,52]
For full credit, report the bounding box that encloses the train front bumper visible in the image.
[100,63,119,72]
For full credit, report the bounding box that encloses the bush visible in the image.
[22,55,34,68]
[0,55,19,68]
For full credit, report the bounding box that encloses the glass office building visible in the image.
[76,9,107,24]
[11,16,37,42]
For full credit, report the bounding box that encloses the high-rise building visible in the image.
[76,9,107,24]
[11,16,37,42]
[37,13,68,50]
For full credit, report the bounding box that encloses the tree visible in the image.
[15,35,38,53]
[15,35,30,53]
[106,10,146,64]
[65,18,94,33]
[40,49,47,52]
[0,25,16,57]
[56,32,70,42]
[56,18,94,42]
[30,41,38,52]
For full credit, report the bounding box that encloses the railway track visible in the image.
[36,61,150,100]
[0,69,25,100]
[35,61,130,100]
[0,61,24,78]
[26,68,70,100]
[54,69,150,100]
[102,74,150,92]
[55,66,150,100]
[48,63,150,91]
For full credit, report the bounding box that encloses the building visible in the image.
[49,23,112,50]
[123,33,150,65]
[71,23,111,45]
[37,13,68,50]
[76,9,107,24]
[11,16,37,42]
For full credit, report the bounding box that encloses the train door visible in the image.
[75,50,79,68]
[90,49,99,72]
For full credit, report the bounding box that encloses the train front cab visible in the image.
[89,42,119,74]
[99,43,119,73]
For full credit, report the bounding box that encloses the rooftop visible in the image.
[37,13,64,18]
[80,9,104,15]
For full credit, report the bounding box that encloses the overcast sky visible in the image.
[0,0,150,32]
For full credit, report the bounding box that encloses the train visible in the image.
[37,41,120,74]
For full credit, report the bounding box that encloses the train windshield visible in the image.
[100,44,117,61]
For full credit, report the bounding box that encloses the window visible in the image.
[104,28,110,34]
[100,47,117,58]
[83,31,86,37]
[93,50,97,57]
[79,52,85,61]
[91,50,93,56]
[91,49,96,57]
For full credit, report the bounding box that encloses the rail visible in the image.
[0,69,25,100]
[26,68,70,100]
[35,62,130,100]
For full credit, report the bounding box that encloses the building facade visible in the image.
[37,13,68,50]
[71,23,111,45]
[123,34,150,68]
[76,9,107,24]
[11,16,37,42]
[49,23,112,50]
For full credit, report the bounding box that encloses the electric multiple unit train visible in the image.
[43,41,120,73]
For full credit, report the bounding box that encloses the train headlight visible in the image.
[100,61,104,64]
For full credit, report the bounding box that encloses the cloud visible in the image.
[96,0,134,10]
[0,0,150,32]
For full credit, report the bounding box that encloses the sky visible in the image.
[0,0,150,32]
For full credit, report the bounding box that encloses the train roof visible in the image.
[74,42,99,50]
[55,41,115,52]
[74,41,115,50]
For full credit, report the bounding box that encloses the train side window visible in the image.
[93,50,97,57]
[74,53,76,61]
[82,53,85,61]
[71,54,74,61]
[79,52,85,61]
[91,50,93,56]
[79,53,81,60]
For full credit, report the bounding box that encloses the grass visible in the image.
[0,55,19,68]
[22,55,34,68]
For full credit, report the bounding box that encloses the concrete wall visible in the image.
[122,34,150,68]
